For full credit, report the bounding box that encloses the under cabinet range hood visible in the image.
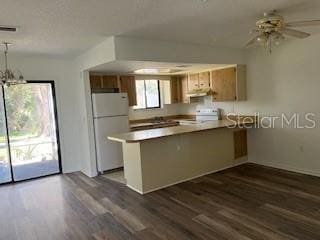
[186,88,211,98]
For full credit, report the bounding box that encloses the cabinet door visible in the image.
[90,75,102,89]
[170,76,182,104]
[234,129,248,160]
[120,76,137,106]
[188,73,199,91]
[180,75,189,103]
[102,75,118,88]
[199,71,210,88]
[211,67,236,101]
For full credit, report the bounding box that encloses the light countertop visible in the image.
[109,119,255,143]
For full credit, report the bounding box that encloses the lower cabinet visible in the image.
[233,129,248,160]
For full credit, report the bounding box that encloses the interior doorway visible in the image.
[0,81,61,184]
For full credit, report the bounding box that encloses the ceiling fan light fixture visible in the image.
[245,11,320,53]
[256,33,268,46]
[271,32,285,46]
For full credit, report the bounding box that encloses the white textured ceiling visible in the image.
[1,0,320,56]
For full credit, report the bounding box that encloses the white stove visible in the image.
[196,107,221,121]
[179,107,221,125]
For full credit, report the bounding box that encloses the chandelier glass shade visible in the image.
[254,31,285,53]
[0,42,26,86]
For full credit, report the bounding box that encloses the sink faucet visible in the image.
[153,116,164,123]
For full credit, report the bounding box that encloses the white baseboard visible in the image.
[80,169,98,178]
[249,160,320,178]
[127,161,248,195]
[126,185,144,195]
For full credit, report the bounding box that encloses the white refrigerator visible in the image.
[92,93,129,172]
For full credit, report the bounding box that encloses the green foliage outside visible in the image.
[0,85,40,139]
[0,85,51,141]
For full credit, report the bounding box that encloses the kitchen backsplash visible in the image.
[129,96,237,120]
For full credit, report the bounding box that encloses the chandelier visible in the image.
[0,42,26,86]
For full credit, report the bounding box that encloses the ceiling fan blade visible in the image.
[281,28,310,38]
[244,36,257,48]
[286,20,320,27]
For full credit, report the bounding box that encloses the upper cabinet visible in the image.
[102,75,118,88]
[180,75,189,104]
[119,76,137,106]
[211,65,246,101]
[188,73,199,91]
[188,71,210,91]
[163,75,189,104]
[170,76,182,104]
[198,72,210,89]
[90,75,103,89]
[90,74,136,106]
[90,75,119,89]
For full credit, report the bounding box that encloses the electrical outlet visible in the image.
[299,146,304,153]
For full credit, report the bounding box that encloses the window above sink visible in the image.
[134,79,161,110]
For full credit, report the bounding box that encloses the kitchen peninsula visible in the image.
[108,118,254,194]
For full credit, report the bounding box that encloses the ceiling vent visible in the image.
[0,26,18,32]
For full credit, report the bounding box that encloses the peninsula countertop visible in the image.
[108,119,255,143]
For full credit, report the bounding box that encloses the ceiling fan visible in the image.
[245,11,320,52]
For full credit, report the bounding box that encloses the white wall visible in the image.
[235,35,320,176]
[114,36,245,64]
[175,35,320,177]
[129,104,183,120]
[3,54,82,173]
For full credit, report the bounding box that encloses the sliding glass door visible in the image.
[0,90,12,184]
[0,82,61,183]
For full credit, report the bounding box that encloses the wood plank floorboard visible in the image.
[0,163,320,240]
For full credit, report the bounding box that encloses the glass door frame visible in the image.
[0,80,62,185]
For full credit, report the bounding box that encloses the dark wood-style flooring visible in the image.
[1,163,320,240]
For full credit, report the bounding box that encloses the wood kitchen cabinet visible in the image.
[211,65,246,101]
[102,75,118,88]
[163,75,189,104]
[90,75,103,89]
[170,76,182,104]
[188,73,199,91]
[119,76,137,106]
[90,75,119,89]
[234,129,248,161]
[180,75,189,103]
[188,71,210,91]
[199,71,210,88]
